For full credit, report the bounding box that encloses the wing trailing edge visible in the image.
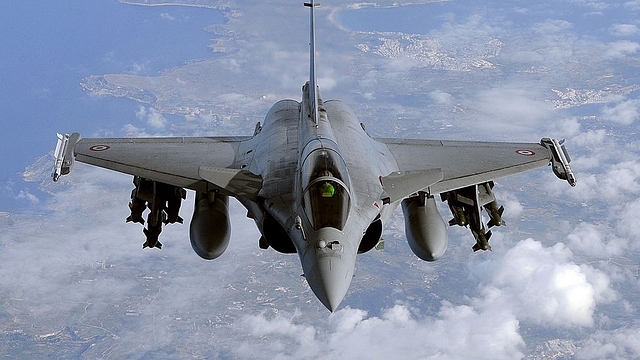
[378,138,576,194]
[380,168,444,204]
[198,166,263,201]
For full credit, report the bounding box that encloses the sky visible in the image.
[2,0,640,358]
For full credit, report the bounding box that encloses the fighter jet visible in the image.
[52,1,576,312]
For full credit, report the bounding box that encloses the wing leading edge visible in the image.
[378,137,575,195]
[53,133,256,195]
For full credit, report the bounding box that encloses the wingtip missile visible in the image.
[541,138,577,187]
[51,132,81,181]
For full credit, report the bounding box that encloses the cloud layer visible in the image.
[2,0,640,358]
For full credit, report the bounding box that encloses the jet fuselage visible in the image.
[235,84,399,310]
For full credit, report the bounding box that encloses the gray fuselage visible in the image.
[234,87,399,310]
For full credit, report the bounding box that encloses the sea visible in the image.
[0,1,224,211]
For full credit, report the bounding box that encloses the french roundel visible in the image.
[515,149,535,156]
[89,145,111,151]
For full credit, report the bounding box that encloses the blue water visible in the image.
[338,0,636,40]
[337,1,474,34]
[0,1,224,211]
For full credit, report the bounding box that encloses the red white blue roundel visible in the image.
[89,145,110,151]
[515,149,535,156]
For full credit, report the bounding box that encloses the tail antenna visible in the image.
[304,1,321,124]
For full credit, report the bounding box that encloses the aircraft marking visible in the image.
[89,145,111,151]
[515,149,535,156]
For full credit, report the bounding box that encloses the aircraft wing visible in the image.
[53,133,255,195]
[378,137,575,195]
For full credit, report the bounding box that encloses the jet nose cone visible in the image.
[313,256,351,312]
[304,227,355,312]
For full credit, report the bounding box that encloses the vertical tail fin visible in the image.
[304,1,320,124]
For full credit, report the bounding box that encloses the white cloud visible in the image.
[384,56,421,72]
[472,239,614,328]
[570,129,607,151]
[604,40,640,58]
[601,99,640,125]
[615,198,640,243]
[318,75,338,91]
[532,19,574,34]
[238,304,525,360]
[470,86,552,134]
[231,236,617,358]
[625,0,640,10]
[577,326,640,359]
[4,0,640,357]
[15,189,40,204]
[547,160,640,204]
[136,106,168,129]
[497,190,524,222]
[160,12,176,21]
[18,161,624,358]
[429,89,453,104]
[566,222,627,258]
[129,62,147,74]
[569,0,610,11]
[609,23,640,37]
[122,123,152,137]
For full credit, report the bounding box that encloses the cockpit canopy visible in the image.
[301,148,351,230]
